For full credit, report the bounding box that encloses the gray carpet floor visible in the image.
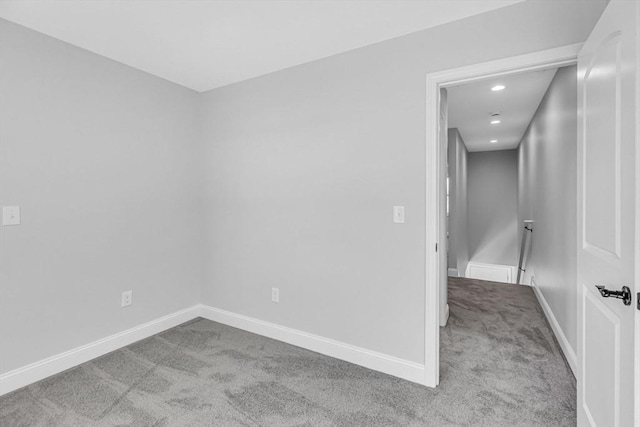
[0,278,576,426]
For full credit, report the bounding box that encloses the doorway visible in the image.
[423,44,582,387]
[443,62,579,374]
[425,3,639,424]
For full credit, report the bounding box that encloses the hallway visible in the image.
[440,277,576,424]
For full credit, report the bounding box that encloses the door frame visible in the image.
[634,6,640,424]
[423,43,582,387]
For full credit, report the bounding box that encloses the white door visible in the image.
[577,1,638,426]
[439,88,448,328]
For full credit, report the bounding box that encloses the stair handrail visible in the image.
[516,220,533,285]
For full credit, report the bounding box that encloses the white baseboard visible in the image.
[466,262,516,284]
[198,305,426,385]
[530,278,577,376]
[447,268,459,277]
[0,305,200,396]
[1,303,427,395]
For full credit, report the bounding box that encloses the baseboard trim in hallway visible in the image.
[198,305,426,386]
[530,278,577,375]
[2,281,576,425]
[0,305,200,396]
[1,288,573,399]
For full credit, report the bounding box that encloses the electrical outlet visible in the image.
[393,206,405,223]
[271,287,279,303]
[2,206,20,226]
[121,290,132,307]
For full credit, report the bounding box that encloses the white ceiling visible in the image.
[0,0,523,92]
[447,68,559,152]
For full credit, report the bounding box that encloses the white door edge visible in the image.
[635,4,640,425]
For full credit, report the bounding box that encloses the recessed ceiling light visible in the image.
[491,120,501,125]
[490,139,498,143]
[491,85,506,91]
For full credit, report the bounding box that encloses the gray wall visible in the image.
[0,20,204,373]
[0,1,604,375]
[517,65,578,351]
[199,2,605,364]
[467,150,519,267]
[447,129,469,277]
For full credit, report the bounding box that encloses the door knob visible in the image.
[595,285,632,306]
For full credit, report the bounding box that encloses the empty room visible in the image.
[0,1,638,426]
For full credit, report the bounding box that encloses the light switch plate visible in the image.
[2,206,20,226]
[393,206,405,223]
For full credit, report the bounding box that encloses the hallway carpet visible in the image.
[0,278,575,426]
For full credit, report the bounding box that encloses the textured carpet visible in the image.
[0,278,575,426]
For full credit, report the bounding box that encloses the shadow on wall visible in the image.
[469,221,518,264]
[467,149,519,267]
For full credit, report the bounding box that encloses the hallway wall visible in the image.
[447,128,469,277]
[467,150,519,267]
[517,65,578,354]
